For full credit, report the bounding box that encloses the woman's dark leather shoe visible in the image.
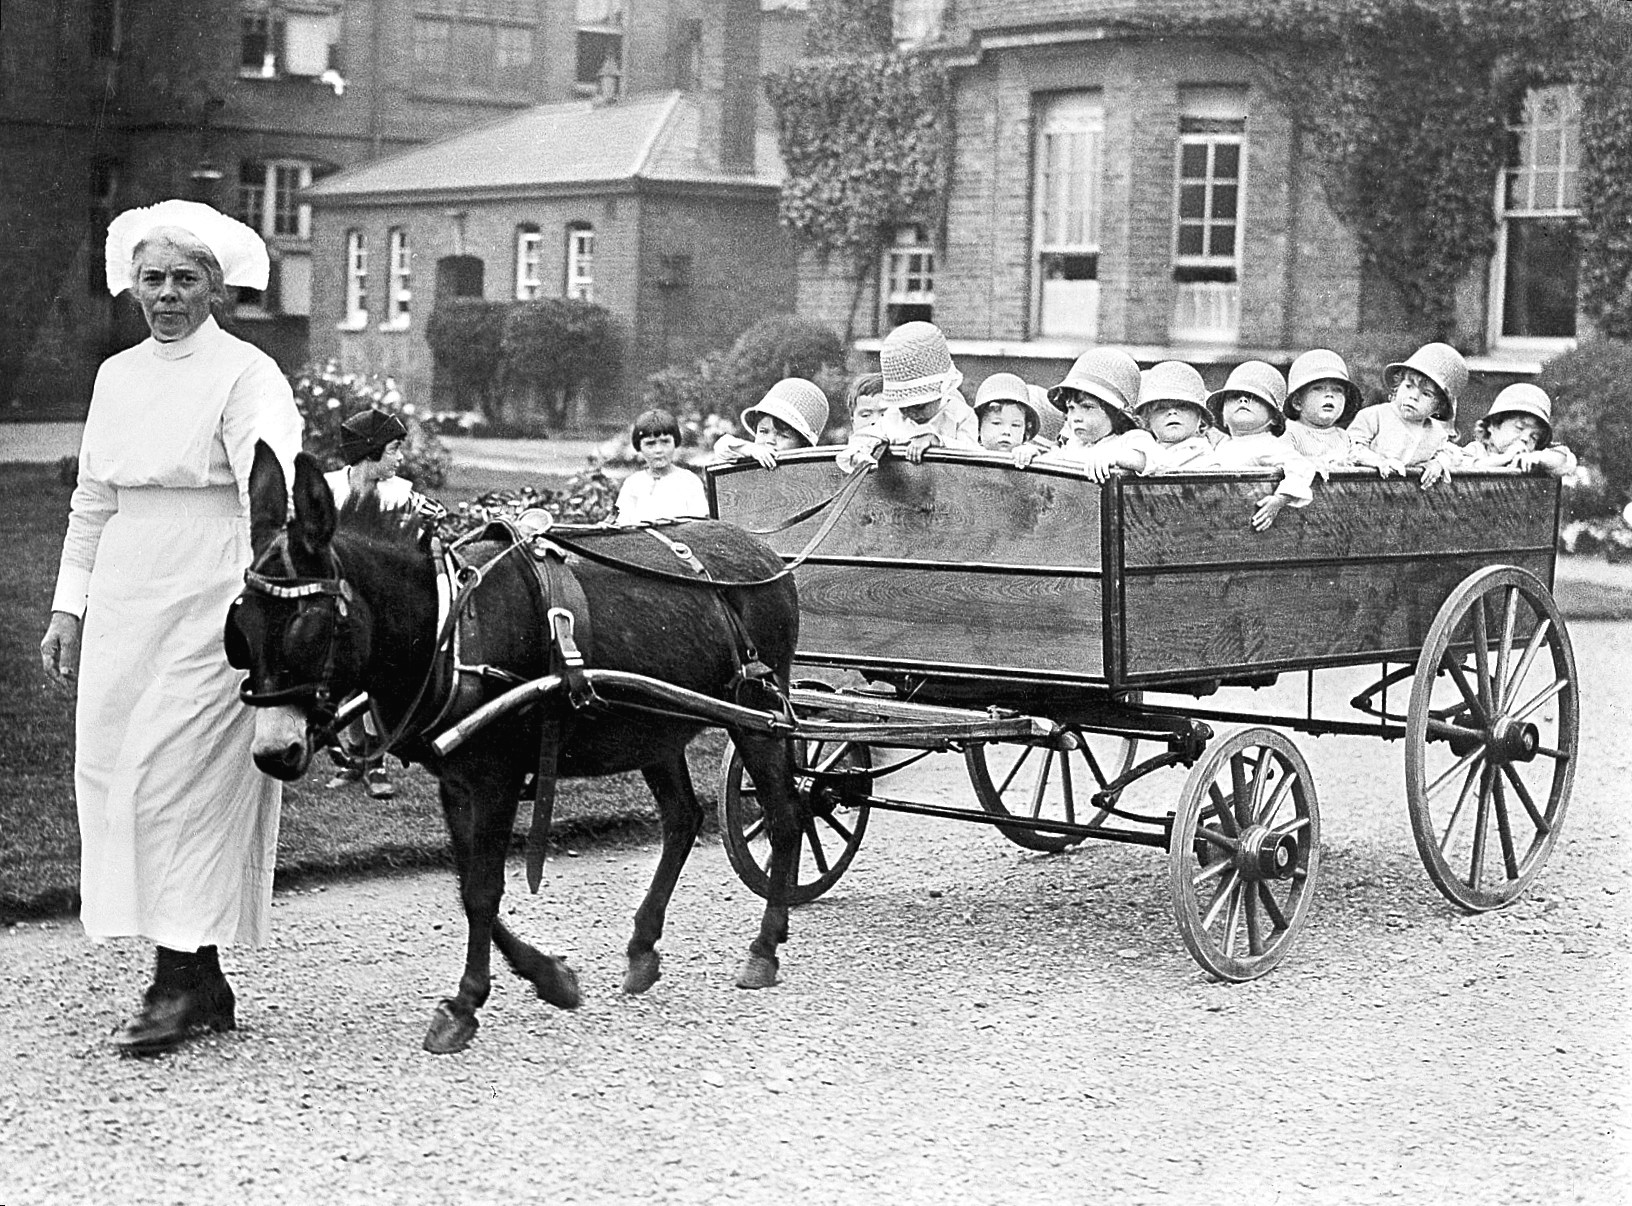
[111,947,236,1054]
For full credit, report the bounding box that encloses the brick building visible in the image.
[303,83,795,428]
[799,0,1587,391]
[0,0,807,418]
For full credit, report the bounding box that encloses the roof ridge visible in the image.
[630,90,686,179]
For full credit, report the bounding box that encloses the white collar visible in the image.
[151,315,219,361]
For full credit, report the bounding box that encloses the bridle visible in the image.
[231,533,357,739]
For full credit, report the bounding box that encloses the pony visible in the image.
[231,444,804,1053]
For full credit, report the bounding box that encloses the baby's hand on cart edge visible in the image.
[1374,457,1407,478]
[1011,444,1041,469]
[40,610,82,690]
[902,433,939,464]
[1419,458,1452,489]
[1251,494,1288,532]
[746,444,779,470]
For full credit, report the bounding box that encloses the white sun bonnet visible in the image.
[104,199,271,296]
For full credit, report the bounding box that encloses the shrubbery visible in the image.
[424,297,619,435]
[633,314,850,461]
[443,469,620,537]
[1536,337,1632,518]
[292,360,451,489]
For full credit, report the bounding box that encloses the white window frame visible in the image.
[575,0,625,93]
[515,226,543,300]
[1488,84,1583,354]
[239,3,338,79]
[239,158,313,240]
[881,224,934,326]
[1171,98,1247,344]
[342,229,369,329]
[1032,92,1103,341]
[385,226,412,329]
[566,224,594,302]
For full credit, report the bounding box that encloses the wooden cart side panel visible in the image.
[1113,474,1561,684]
[710,453,1104,570]
[1118,474,1558,568]
[793,562,1105,679]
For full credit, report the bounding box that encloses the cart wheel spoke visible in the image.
[965,721,1139,853]
[1509,678,1568,726]
[1499,763,1550,835]
[1468,765,1494,891]
[1491,771,1520,882]
[1438,761,1483,856]
[803,819,832,874]
[1170,727,1319,982]
[1426,744,1486,803]
[1471,598,1494,714]
[1501,618,1552,712]
[1256,882,1289,932]
[1444,659,1491,728]
[1494,586,1518,709]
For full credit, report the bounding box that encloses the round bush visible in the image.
[716,314,847,419]
[1535,337,1632,513]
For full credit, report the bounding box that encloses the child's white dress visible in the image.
[614,467,709,524]
[1141,434,1214,473]
[1189,431,1316,505]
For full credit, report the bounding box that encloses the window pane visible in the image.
[1530,171,1560,209]
[1502,218,1579,338]
[1213,142,1240,178]
[1211,184,1238,220]
[1177,225,1204,256]
[1207,223,1236,257]
[238,162,265,232]
[1178,184,1207,220]
[578,31,621,85]
[1179,143,1208,178]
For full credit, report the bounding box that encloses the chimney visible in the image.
[697,0,761,174]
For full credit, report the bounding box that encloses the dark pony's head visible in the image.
[229,440,422,779]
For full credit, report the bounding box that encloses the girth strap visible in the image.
[524,535,596,894]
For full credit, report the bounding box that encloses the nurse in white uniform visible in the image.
[39,199,303,1054]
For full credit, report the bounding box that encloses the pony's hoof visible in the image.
[623,951,662,995]
[422,1001,478,1054]
[535,959,582,1010]
[735,953,780,990]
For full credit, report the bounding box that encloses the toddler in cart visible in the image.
[613,407,709,525]
[1188,360,1316,531]
[712,377,830,469]
[1039,347,1155,482]
[1347,341,1466,487]
[836,322,979,472]
[974,371,1052,467]
[1133,361,1215,472]
[1450,383,1578,477]
[1281,348,1392,475]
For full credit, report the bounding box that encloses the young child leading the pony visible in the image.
[229,443,806,1054]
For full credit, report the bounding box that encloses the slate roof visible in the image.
[306,91,783,202]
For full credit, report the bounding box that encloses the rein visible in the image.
[237,540,354,726]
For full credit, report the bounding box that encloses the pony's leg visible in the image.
[623,752,705,994]
[492,920,580,1009]
[733,732,798,990]
[423,759,518,1054]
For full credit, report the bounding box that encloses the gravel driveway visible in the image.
[4,623,1630,1206]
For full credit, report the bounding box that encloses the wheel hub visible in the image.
[1237,825,1299,880]
[1488,719,1540,766]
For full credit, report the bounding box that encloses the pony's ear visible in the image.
[289,451,337,556]
[248,440,288,556]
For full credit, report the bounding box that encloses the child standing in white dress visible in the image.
[613,408,709,524]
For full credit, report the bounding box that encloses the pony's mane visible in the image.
[335,495,432,553]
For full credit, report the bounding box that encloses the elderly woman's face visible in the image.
[132,237,216,342]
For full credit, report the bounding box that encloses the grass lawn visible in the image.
[0,463,727,922]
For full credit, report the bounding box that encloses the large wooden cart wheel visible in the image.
[718,736,872,905]
[1169,726,1321,982]
[1405,566,1578,912]
[965,722,1139,852]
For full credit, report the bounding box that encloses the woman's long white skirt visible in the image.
[75,486,281,950]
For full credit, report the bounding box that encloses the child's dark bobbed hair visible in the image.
[631,407,682,447]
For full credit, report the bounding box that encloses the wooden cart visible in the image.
[705,449,1578,981]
